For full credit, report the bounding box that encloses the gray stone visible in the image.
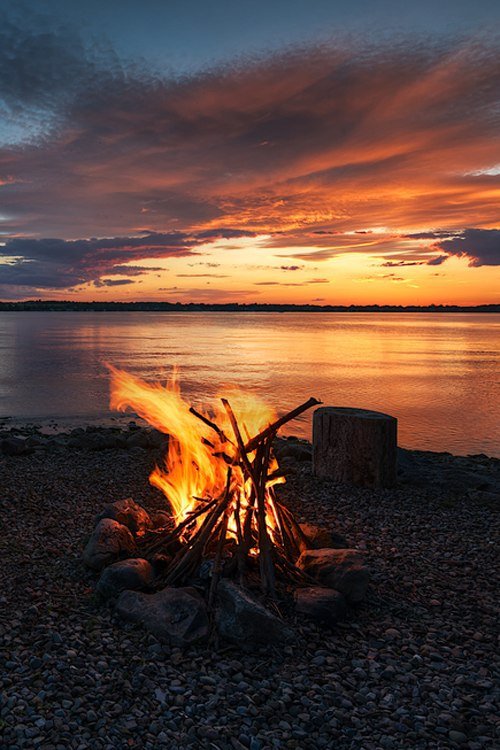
[116,587,209,646]
[126,430,151,449]
[215,579,294,646]
[95,497,152,534]
[150,510,171,530]
[299,522,348,550]
[295,586,348,625]
[296,548,369,603]
[82,518,135,571]
[275,441,312,463]
[96,558,154,599]
[1,437,34,456]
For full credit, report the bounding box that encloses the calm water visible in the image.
[0,312,498,456]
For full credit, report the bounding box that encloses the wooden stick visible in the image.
[256,436,276,597]
[221,398,256,483]
[141,496,219,556]
[244,397,321,453]
[164,488,232,584]
[234,491,246,584]
[208,469,232,607]
[274,498,310,551]
[189,406,234,445]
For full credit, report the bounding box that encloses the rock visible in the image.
[82,518,135,571]
[215,579,294,646]
[115,587,209,646]
[150,510,171,530]
[296,548,369,603]
[449,730,467,744]
[126,430,151,449]
[276,442,312,463]
[295,586,348,625]
[96,558,154,599]
[95,497,152,534]
[1,437,34,456]
[148,429,168,449]
[299,522,348,550]
[74,432,122,451]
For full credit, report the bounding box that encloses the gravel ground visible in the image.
[0,438,498,750]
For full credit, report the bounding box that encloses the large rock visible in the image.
[275,440,312,463]
[116,587,209,646]
[295,587,348,626]
[96,558,154,600]
[215,579,294,646]
[82,518,136,572]
[297,548,369,603]
[1,437,34,456]
[96,498,152,535]
[299,522,348,551]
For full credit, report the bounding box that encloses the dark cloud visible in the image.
[0,18,498,239]
[253,278,329,286]
[110,264,166,275]
[176,273,229,278]
[426,255,449,266]
[0,11,499,296]
[94,278,136,287]
[0,229,253,291]
[381,260,425,267]
[280,265,303,271]
[432,229,500,266]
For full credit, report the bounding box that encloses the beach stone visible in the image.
[116,587,209,646]
[275,442,312,463]
[299,522,348,550]
[126,430,151,449]
[150,510,171,530]
[1,436,34,456]
[82,518,135,571]
[295,586,348,625]
[296,548,369,603]
[215,579,294,646]
[96,558,154,600]
[95,497,152,534]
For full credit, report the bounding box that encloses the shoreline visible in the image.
[1,303,499,313]
[1,422,499,500]
[0,426,498,748]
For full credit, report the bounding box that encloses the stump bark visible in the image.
[313,407,397,487]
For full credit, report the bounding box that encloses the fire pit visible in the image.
[82,367,370,647]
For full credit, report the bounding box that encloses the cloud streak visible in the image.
[0,11,499,296]
[0,229,254,291]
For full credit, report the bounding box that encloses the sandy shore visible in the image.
[0,426,498,749]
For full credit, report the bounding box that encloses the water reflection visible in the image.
[0,312,498,456]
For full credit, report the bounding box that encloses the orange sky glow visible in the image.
[0,33,499,304]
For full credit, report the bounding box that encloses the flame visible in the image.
[108,365,284,543]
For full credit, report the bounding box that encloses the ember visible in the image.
[108,364,321,597]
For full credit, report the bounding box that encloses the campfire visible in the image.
[83,367,370,647]
[108,365,321,599]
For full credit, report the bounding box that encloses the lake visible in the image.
[0,312,498,456]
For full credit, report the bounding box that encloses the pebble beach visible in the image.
[0,425,499,750]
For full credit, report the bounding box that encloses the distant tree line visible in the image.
[0,300,498,313]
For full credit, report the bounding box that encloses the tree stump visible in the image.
[313,407,397,488]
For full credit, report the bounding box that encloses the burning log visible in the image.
[109,364,322,599]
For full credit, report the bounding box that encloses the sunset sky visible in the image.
[0,1,499,304]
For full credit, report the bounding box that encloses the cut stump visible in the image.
[313,406,397,488]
